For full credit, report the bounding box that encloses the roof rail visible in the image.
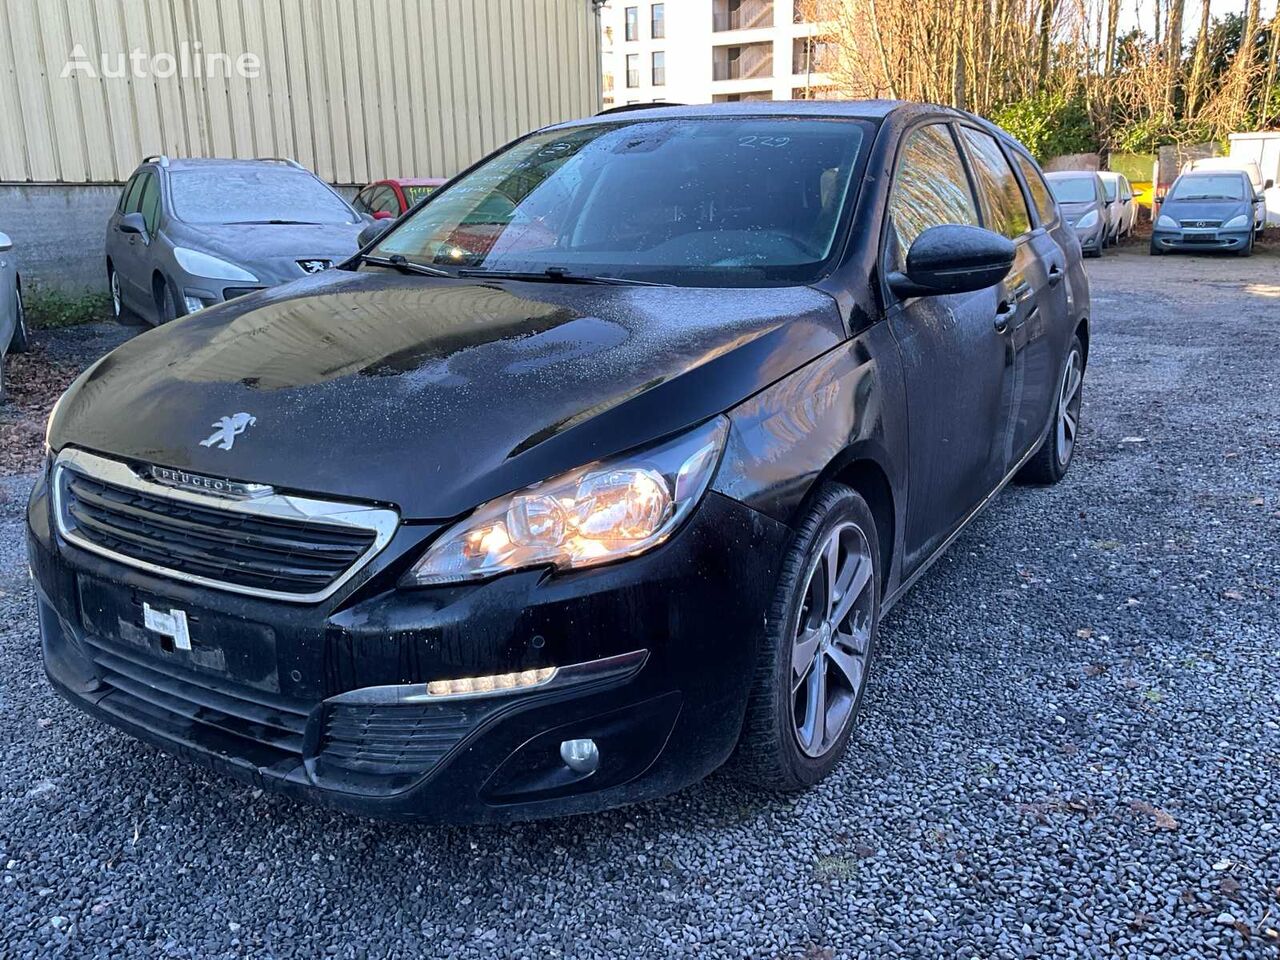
[595,102,686,116]
[255,157,305,169]
[142,154,170,167]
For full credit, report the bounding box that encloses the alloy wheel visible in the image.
[791,521,875,758]
[1057,348,1083,466]
[110,270,122,318]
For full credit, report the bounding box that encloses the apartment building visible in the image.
[599,0,836,108]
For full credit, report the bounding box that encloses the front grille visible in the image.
[222,286,263,301]
[82,632,311,767]
[53,451,398,602]
[1179,219,1222,228]
[319,703,473,776]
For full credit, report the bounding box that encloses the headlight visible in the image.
[1077,210,1099,229]
[403,418,729,586]
[1157,214,1180,229]
[173,247,259,282]
[1222,214,1250,230]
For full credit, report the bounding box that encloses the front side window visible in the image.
[119,173,143,213]
[959,127,1031,239]
[372,118,869,287]
[1011,151,1057,225]
[1101,178,1117,201]
[1168,174,1246,202]
[888,124,980,260]
[168,168,358,225]
[625,6,638,40]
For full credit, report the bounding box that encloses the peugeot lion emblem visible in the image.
[199,413,257,451]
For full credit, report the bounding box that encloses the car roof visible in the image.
[1179,168,1248,179]
[1097,171,1123,180]
[144,157,314,175]
[546,99,1021,141]
[375,177,447,188]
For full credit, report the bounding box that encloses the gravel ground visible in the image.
[2,244,1278,958]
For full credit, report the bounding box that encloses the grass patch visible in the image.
[23,284,113,329]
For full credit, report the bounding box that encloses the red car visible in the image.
[352,177,447,220]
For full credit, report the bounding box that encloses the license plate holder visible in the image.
[77,576,281,693]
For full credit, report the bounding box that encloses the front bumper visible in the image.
[28,464,789,822]
[1072,224,1103,252]
[1151,229,1252,252]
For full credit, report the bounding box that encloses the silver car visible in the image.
[0,230,31,401]
[1045,172,1108,258]
[105,156,367,325]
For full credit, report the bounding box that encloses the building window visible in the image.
[624,6,638,41]
[651,51,666,86]
[793,0,837,22]
[651,3,665,38]
[712,90,773,102]
[712,41,773,81]
[626,53,640,88]
[793,37,834,74]
[713,0,774,32]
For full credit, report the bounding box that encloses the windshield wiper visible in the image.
[357,253,452,278]
[227,219,324,225]
[1177,195,1231,201]
[457,266,668,286]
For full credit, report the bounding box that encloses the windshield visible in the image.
[1047,177,1097,204]
[402,185,438,206]
[1169,174,1246,201]
[371,118,869,286]
[170,168,358,225]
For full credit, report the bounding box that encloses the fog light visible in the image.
[184,294,210,314]
[559,738,599,774]
[425,666,556,697]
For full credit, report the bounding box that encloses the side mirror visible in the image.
[372,210,395,221]
[888,224,1015,299]
[1155,191,1166,203]
[357,219,395,248]
[119,212,148,239]
[0,231,11,253]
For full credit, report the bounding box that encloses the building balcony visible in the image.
[712,42,774,81]
[712,0,774,32]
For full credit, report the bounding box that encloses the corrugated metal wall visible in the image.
[0,0,602,184]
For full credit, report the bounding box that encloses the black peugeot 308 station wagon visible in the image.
[30,102,1089,823]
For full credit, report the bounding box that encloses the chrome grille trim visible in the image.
[52,448,400,604]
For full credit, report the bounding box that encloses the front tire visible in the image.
[1017,334,1085,485]
[1236,233,1254,257]
[734,484,880,791]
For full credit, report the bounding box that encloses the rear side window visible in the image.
[888,123,980,259]
[1011,152,1057,225]
[959,127,1031,239]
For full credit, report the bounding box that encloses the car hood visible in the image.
[180,222,366,280]
[50,270,844,519]
[1058,200,1098,220]
[1159,200,1249,222]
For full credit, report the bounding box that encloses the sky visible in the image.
[1118,0,1277,37]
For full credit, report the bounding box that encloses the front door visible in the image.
[883,122,1017,572]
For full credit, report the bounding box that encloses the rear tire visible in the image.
[9,277,30,353]
[1017,334,1085,485]
[733,483,880,791]
[109,266,143,326]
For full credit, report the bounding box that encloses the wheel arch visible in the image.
[794,446,899,597]
[1074,315,1090,367]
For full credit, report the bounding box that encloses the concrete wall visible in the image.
[1043,153,1101,173]
[0,185,121,294]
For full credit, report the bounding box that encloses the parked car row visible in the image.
[1044,170,1138,256]
[0,230,30,400]
[104,160,446,327]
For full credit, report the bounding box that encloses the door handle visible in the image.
[994,298,1016,333]
[1047,264,1063,287]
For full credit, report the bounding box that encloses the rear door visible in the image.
[957,125,1062,464]
[884,122,1017,572]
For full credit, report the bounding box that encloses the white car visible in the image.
[0,230,31,400]
[1098,172,1137,242]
